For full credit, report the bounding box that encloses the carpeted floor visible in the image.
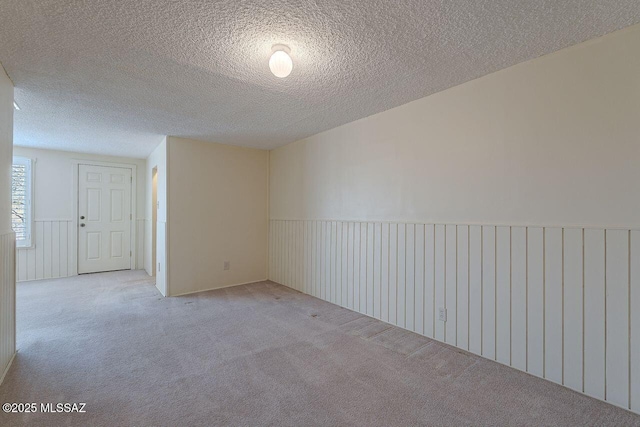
[0,271,639,426]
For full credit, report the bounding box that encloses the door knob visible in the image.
[80,216,85,220]
[80,223,85,227]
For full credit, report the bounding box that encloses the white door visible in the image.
[78,164,132,274]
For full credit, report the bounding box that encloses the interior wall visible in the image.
[166,136,269,296]
[0,64,16,383]
[268,25,640,413]
[145,138,167,295]
[270,25,640,229]
[12,147,146,281]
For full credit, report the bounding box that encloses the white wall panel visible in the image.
[381,223,390,322]
[359,223,367,314]
[323,221,329,301]
[366,222,375,317]
[496,226,511,365]
[298,221,304,292]
[584,229,606,400]
[347,222,355,310]
[270,221,276,284]
[389,223,397,325]
[334,221,344,305]
[511,227,527,372]
[373,223,382,318]
[605,230,629,408]
[544,228,563,384]
[457,225,469,350]
[51,222,60,278]
[280,221,285,286]
[563,228,583,392]
[397,223,406,328]
[424,225,435,339]
[415,224,425,336]
[19,221,66,281]
[0,232,16,382]
[527,227,544,378]
[468,225,482,355]
[136,219,144,272]
[434,225,445,342]
[314,221,319,295]
[353,223,361,311]
[288,221,293,289]
[268,220,640,414]
[445,224,457,345]
[631,230,640,413]
[405,223,415,331]
[330,221,337,303]
[35,222,44,279]
[155,221,167,296]
[482,226,496,360]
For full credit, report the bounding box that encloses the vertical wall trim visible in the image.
[509,227,513,365]
[494,226,497,360]
[582,228,586,393]
[604,229,608,401]
[524,228,528,371]
[543,227,546,378]
[269,220,640,414]
[560,227,566,385]
[481,226,484,355]
[629,230,632,410]
[0,231,16,384]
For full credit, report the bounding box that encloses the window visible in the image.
[12,156,33,248]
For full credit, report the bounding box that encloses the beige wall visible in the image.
[0,63,15,383]
[270,24,640,229]
[166,136,269,296]
[268,25,640,413]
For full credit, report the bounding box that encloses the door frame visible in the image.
[72,159,138,276]
[151,166,157,277]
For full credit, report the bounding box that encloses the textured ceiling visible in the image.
[1,1,640,158]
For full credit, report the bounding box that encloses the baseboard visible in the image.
[170,279,269,297]
[17,274,77,283]
[0,351,16,385]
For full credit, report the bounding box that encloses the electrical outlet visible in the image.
[438,307,447,322]
[224,261,230,271]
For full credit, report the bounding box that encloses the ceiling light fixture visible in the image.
[13,101,20,110]
[269,45,293,78]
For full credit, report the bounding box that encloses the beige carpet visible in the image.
[1,271,639,426]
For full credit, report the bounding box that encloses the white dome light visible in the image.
[269,45,293,78]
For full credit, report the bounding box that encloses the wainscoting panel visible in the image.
[0,231,16,381]
[17,221,72,282]
[136,219,145,271]
[17,219,145,282]
[269,220,640,414]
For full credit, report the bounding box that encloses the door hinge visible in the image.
[130,213,132,220]
[130,176,133,183]
[130,251,132,257]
